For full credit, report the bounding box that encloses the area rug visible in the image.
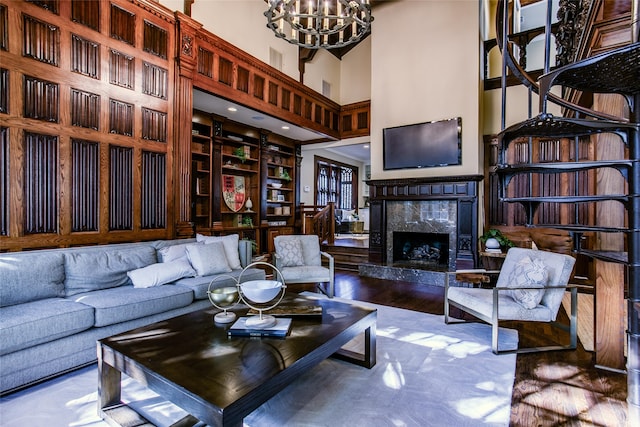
[0,300,518,427]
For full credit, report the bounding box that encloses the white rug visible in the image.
[0,301,517,427]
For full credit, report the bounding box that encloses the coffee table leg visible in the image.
[98,344,121,413]
[333,323,377,368]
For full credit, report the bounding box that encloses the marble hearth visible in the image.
[359,176,482,287]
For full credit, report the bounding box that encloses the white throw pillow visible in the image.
[196,233,242,270]
[127,260,196,288]
[158,242,201,263]
[275,238,305,267]
[186,241,232,276]
[505,256,548,309]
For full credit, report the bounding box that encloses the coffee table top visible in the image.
[99,294,376,424]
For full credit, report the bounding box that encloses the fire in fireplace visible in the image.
[392,232,449,268]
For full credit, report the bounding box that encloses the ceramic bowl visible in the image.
[271,183,283,189]
[240,280,282,303]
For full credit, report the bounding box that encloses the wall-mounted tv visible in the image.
[383,117,462,170]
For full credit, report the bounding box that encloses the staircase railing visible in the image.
[299,202,335,244]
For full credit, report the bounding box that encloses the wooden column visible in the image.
[594,93,628,370]
[173,13,201,237]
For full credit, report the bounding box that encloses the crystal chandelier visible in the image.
[264,0,373,49]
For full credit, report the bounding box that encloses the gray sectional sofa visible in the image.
[0,235,265,394]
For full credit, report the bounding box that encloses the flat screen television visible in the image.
[383,117,462,170]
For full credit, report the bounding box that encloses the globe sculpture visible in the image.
[207,275,240,324]
[237,262,287,328]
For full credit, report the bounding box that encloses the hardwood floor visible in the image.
[292,270,629,426]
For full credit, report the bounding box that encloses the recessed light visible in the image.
[227,107,237,112]
[281,126,290,130]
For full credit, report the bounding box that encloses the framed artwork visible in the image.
[222,175,245,212]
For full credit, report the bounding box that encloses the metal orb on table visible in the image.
[237,261,287,329]
[207,275,240,324]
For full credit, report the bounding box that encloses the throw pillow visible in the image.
[196,233,242,270]
[158,242,201,263]
[505,255,548,309]
[127,260,196,288]
[186,241,232,276]
[276,238,305,267]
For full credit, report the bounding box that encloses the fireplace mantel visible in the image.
[366,175,482,269]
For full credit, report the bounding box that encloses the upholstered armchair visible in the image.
[273,235,335,298]
[444,247,578,354]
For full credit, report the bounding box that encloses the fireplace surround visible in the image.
[360,176,482,284]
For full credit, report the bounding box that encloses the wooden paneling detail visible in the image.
[71,34,100,79]
[23,132,58,234]
[23,14,59,66]
[0,68,7,114]
[23,75,58,122]
[0,5,7,51]
[184,20,342,140]
[143,20,167,59]
[110,4,135,45]
[109,98,133,136]
[109,49,134,89]
[141,107,167,142]
[0,127,7,236]
[109,145,132,230]
[71,88,100,130]
[197,47,213,77]
[26,0,58,14]
[142,62,168,99]
[71,0,100,31]
[141,151,166,229]
[71,139,99,232]
[339,100,370,139]
[1,0,175,251]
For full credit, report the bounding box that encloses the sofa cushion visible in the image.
[0,252,65,307]
[175,267,266,299]
[65,246,157,296]
[68,285,193,327]
[157,242,202,263]
[186,242,232,276]
[0,298,94,355]
[196,233,242,269]
[127,260,196,288]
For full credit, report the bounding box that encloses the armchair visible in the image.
[444,247,577,354]
[273,235,335,298]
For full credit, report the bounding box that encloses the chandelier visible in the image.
[264,0,373,50]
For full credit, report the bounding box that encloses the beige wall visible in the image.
[370,0,483,180]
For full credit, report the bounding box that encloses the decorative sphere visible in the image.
[240,280,282,303]
[208,286,239,306]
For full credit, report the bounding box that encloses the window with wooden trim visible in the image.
[314,156,358,210]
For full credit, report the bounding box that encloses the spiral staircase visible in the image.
[492,0,639,419]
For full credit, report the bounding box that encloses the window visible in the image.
[314,156,358,210]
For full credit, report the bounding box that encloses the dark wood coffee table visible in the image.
[98,296,376,427]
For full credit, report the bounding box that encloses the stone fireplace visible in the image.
[360,176,481,285]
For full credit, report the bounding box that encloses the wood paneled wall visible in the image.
[0,1,371,251]
[0,0,176,251]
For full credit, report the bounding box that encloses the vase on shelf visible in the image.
[245,197,253,212]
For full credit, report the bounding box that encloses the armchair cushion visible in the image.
[274,238,305,267]
[505,256,548,309]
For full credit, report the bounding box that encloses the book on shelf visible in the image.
[228,317,292,337]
